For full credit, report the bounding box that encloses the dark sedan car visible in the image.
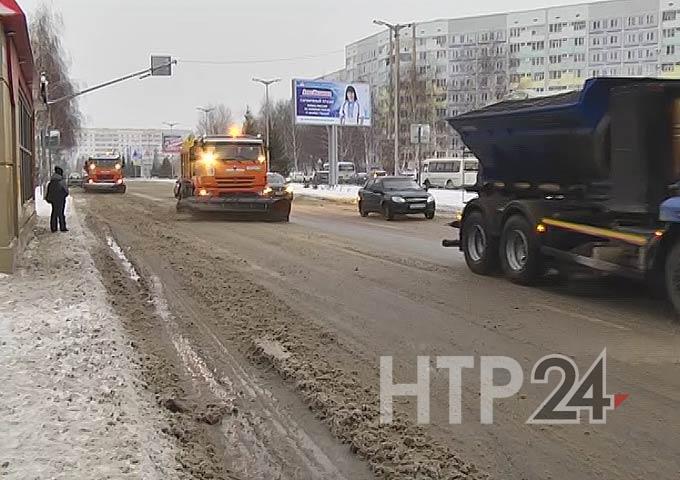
[358,176,435,220]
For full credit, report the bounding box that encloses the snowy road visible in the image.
[70,181,680,480]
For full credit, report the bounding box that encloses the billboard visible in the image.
[162,133,184,153]
[293,79,371,127]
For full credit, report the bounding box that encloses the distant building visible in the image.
[76,128,189,177]
[331,0,680,161]
[0,1,35,273]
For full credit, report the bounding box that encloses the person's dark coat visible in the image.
[45,172,69,204]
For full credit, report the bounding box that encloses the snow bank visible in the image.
[34,186,74,218]
[291,183,477,213]
[126,178,176,183]
[0,207,178,478]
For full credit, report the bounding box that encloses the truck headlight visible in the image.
[427,194,435,203]
[285,184,294,193]
[263,186,273,195]
[115,163,122,170]
[391,196,406,203]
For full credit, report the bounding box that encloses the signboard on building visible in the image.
[162,133,184,153]
[293,79,371,127]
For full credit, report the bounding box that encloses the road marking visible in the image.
[533,303,631,331]
[129,192,168,203]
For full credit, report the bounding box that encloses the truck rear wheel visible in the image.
[664,242,680,315]
[500,215,543,285]
[461,210,498,275]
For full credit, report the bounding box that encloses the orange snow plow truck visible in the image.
[176,134,291,221]
[83,154,126,193]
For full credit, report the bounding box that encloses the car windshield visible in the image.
[382,178,422,190]
[211,144,262,161]
[267,173,286,186]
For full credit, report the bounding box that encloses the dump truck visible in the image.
[443,77,680,313]
[176,133,291,221]
[83,154,126,193]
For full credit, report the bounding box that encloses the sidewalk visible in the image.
[0,197,178,478]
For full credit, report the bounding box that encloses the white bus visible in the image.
[323,162,356,183]
[421,158,479,189]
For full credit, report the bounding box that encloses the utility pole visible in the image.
[374,20,413,175]
[252,78,281,169]
[196,107,214,134]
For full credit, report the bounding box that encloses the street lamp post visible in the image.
[162,121,179,130]
[196,107,214,134]
[252,78,281,168]
[374,20,413,176]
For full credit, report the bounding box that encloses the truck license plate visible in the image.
[410,203,425,209]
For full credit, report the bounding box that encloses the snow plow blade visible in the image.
[177,196,290,215]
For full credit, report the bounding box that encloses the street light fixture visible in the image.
[162,121,179,130]
[374,19,413,175]
[196,106,215,134]
[252,78,281,168]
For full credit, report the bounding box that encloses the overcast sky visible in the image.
[20,0,592,130]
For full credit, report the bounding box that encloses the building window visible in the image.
[549,70,563,80]
[509,58,520,67]
[533,72,545,81]
[549,23,563,33]
[609,18,619,29]
[531,41,545,51]
[573,21,586,30]
[531,57,545,66]
[663,10,677,21]
[510,43,520,53]
[510,27,521,37]
[574,53,586,62]
[591,20,602,30]
[19,96,33,204]
[436,50,446,59]
[646,31,656,42]
[419,52,427,60]
[668,45,676,55]
[549,55,561,64]
[627,16,637,27]
[610,35,618,44]
[549,39,562,48]
[574,37,585,46]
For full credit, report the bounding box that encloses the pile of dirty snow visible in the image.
[0,207,178,478]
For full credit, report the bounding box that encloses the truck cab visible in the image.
[83,154,126,193]
[176,133,290,221]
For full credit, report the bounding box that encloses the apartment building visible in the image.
[77,128,167,177]
[339,0,680,159]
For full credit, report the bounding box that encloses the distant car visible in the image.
[312,170,329,187]
[266,172,293,200]
[67,172,82,187]
[288,171,306,183]
[371,170,388,178]
[358,176,435,220]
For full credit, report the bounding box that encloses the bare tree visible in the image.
[30,3,82,178]
[195,104,233,135]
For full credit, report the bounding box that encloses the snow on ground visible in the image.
[291,183,477,213]
[126,178,176,183]
[0,206,179,478]
[34,186,74,219]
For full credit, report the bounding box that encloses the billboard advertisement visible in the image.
[162,133,184,153]
[293,79,371,127]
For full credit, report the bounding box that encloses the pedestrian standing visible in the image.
[45,166,69,232]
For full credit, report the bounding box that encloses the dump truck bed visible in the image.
[448,77,680,188]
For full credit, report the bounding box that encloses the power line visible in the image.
[178,49,344,66]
